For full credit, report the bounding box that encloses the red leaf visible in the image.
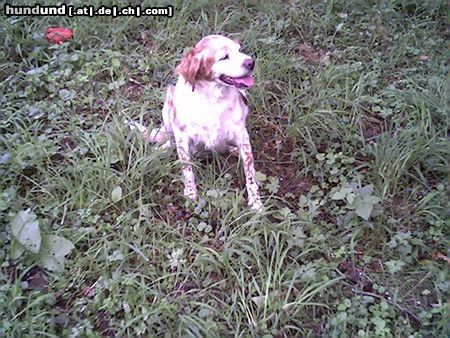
[45,27,73,44]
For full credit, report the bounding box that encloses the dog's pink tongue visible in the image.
[236,75,254,87]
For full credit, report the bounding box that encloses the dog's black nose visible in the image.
[243,58,255,71]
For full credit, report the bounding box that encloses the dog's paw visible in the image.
[184,187,198,201]
[249,197,263,212]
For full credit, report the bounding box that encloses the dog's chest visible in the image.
[173,85,247,151]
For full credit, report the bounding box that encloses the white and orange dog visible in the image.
[129,35,262,210]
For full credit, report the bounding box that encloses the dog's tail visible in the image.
[127,121,170,144]
[127,85,175,146]
[147,127,170,144]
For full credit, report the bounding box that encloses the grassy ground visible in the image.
[1,0,448,336]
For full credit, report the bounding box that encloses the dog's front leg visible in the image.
[174,136,198,201]
[236,130,263,211]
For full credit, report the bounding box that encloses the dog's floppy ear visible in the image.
[176,48,200,87]
[176,48,214,90]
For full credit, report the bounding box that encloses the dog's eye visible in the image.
[220,54,229,61]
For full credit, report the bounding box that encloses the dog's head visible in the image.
[176,35,255,90]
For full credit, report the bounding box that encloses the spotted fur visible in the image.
[129,35,263,211]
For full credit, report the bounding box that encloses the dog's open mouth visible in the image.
[219,75,254,89]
